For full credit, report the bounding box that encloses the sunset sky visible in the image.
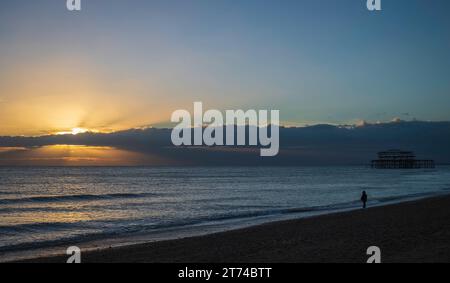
[1,0,449,137]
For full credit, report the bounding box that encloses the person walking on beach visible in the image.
[361,191,368,209]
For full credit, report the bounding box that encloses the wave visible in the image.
[0,222,84,234]
[1,190,449,256]
[370,190,450,204]
[2,190,449,236]
[0,191,16,195]
[0,192,156,205]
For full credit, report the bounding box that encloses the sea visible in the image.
[1,166,450,262]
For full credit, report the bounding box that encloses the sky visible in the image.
[1,0,450,137]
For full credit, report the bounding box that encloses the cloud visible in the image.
[1,121,450,166]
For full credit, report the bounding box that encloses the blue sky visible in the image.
[1,0,450,135]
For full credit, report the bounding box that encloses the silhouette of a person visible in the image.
[361,191,368,209]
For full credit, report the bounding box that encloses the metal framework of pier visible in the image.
[371,150,435,169]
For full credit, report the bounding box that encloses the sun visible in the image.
[55,128,90,135]
[71,128,89,135]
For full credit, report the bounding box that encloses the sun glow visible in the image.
[55,128,94,135]
[71,127,89,135]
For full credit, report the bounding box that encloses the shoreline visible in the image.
[16,194,450,263]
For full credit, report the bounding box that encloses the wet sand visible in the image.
[21,195,450,263]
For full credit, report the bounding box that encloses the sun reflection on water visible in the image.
[0,145,148,166]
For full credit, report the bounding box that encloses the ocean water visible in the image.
[1,166,450,261]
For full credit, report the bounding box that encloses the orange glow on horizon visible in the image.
[0,145,176,166]
[0,145,142,166]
